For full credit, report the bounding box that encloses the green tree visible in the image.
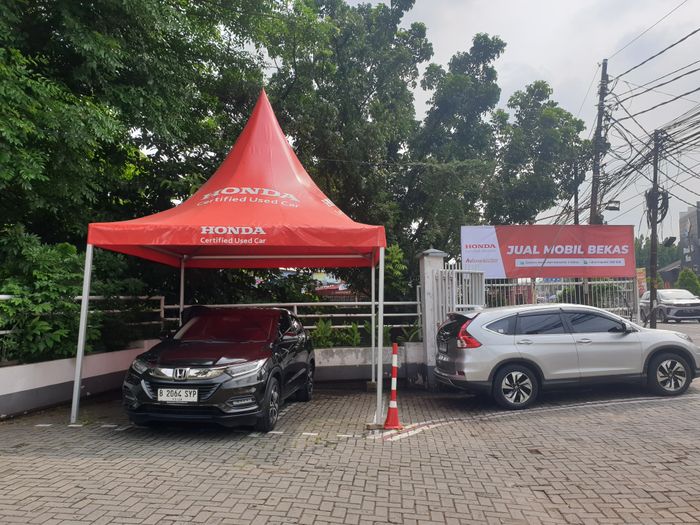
[393,33,504,273]
[1,0,268,243]
[266,0,433,233]
[675,268,700,297]
[413,33,505,161]
[634,235,680,270]
[485,81,586,224]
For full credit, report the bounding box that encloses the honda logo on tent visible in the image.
[200,226,266,235]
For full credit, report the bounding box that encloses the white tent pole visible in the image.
[70,243,94,424]
[375,247,385,424]
[371,261,376,383]
[179,257,186,322]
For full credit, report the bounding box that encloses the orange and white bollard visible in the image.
[383,342,402,430]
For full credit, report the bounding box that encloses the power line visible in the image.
[614,59,700,97]
[577,64,601,117]
[614,26,700,80]
[609,0,689,59]
[616,86,700,121]
[614,66,700,105]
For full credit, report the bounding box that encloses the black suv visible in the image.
[122,307,314,431]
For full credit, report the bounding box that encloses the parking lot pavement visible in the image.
[3,382,700,525]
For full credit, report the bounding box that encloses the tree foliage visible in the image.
[635,235,680,270]
[1,0,592,358]
[486,81,587,224]
[675,269,700,297]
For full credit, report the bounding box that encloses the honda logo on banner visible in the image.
[461,225,636,279]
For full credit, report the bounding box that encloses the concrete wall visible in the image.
[0,340,158,418]
[314,343,427,385]
[0,341,426,418]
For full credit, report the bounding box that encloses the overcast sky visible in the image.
[351,0,700,239]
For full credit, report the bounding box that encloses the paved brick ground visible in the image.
[3,379,700,524]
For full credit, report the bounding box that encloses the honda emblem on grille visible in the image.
[173,368,188,380]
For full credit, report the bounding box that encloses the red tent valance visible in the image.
[88,90,386,268]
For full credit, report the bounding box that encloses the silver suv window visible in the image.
[485,316,516,335]
[564,312,624,333]
[516,313,566,335]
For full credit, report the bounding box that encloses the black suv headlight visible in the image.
[131,358,150,375]
[225,359,267,379]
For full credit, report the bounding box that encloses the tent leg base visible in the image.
[365,422,383,430]
[365,381,377,392]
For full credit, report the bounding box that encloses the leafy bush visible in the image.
[397,322,422,344]
[334,323,362,347]
[675,269,700,297]
[311,318,335,348]
[0,226,149,363]
[0,227,99,363]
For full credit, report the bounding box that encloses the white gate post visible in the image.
[418,248,447,389]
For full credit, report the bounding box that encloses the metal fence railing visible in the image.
[163,301,421,330]
[485,278,640,321]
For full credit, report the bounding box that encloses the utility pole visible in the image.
[573,165,580,225]
[589,59,608,225]
[649,130,661,329]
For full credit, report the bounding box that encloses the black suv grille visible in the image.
[144,381,219,401]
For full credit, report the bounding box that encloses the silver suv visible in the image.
[434,304,700,409]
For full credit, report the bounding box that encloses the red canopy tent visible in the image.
[70,91,388,423]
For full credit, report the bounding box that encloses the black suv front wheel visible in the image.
[296,363,314,402]
[256,376,281,432]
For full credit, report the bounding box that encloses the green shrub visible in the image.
[333,322,362,347]
[0,228,100,363]
[311,318,334,348]
[675,268,700,297]
[0,226,149,363]
[397,322,422,344]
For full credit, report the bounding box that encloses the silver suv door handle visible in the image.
[577,338,592,344]
[517,339,533,345]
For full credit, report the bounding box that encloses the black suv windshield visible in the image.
[174,310,277,342]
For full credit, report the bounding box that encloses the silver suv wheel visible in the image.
[493,365,539,409]
[656,359,687,392]
[501,371,533,405]
[648,353,691,397]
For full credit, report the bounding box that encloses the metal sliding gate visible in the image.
[431,269,639,323]
[433,266,486,322]
[485,278,640,321]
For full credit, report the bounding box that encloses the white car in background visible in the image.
[640,289,700,323]
[435,304,700,409]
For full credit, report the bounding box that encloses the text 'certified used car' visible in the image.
[122,307,314,431]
